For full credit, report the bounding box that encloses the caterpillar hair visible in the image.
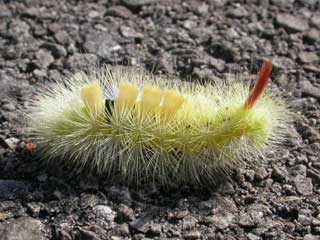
[27,61,290,187]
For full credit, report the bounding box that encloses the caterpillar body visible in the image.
[28,62,289,187]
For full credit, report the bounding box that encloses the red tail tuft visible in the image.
[244,61,273,109]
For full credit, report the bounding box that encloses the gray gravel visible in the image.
[0,0,320,239]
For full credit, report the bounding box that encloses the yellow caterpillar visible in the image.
[28,61,289,187]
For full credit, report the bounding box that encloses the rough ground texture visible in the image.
[0,0,320,239]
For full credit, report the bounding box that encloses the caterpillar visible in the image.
[27,61,289,187]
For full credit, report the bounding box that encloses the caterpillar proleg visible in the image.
[28,61,289,187]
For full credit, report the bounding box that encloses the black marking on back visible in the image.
[105,99,114,116]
